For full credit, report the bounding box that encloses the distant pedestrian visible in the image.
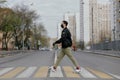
[49,20,81,73]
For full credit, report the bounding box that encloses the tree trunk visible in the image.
[15,36,21,50]
[2,33,8,50]
[2,38,8,50]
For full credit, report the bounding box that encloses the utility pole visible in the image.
[80,0,84,50]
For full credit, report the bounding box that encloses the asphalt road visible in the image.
[0,50,120,80]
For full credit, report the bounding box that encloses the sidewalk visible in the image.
[0,50,33,58]
[82,50,120,58]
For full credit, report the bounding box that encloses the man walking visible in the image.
[49,20,81,73]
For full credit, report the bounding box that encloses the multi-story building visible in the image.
[64,12,77,45]
[97,4,112,42]
[89,0,98,44]
[110,0,120,41]
[89,0,112,44]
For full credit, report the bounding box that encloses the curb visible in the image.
[0,51,24,58]
[82,51,120,58]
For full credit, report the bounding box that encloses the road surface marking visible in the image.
[0,68,14,76]
[80,67,96,78]
[0,67,25,79]
[34,66,48,78]
[63,66,80,78]
[50,66,63,77]
[17,67,37,78]
[86,68,113,79]
[108,73,120,79]
[0,66,118,79]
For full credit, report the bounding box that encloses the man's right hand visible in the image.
[53,43,55,46]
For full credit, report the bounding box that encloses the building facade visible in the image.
[89,0,112,44]
[97,4,112,42]
[110,0,120,41]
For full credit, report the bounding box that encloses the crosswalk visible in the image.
[0,66,119,79]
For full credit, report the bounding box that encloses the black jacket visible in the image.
[55,28,72,48]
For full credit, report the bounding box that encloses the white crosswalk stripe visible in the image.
[17,67,37,78]
[108,73,120,79]
[0,66,119,79]
[0,67,14,76]
[50,66,63,77]
[80,67,96,78]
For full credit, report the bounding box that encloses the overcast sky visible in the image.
[6,0,110,42]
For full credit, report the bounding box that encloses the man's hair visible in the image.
[63,20,68,26]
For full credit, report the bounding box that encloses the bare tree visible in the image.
[12,4,39,49]
[0,8,16,50]
[31,23,49,48]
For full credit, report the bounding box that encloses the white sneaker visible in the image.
[49,66,56,72]
[75,69,81,73]
[74,67,81,73]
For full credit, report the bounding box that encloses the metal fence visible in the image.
[91,40,120,51]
